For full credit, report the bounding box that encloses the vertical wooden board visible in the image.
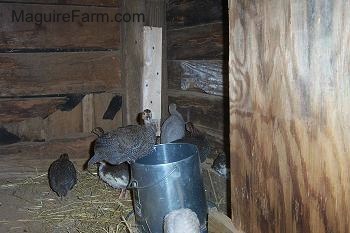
[229,1,350,233]
[122,0,145,125]
[82,94,95,133]
[142,26,162,134]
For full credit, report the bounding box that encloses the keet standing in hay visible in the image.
[48,153,77,199]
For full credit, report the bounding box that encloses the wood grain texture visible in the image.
[168,60,225,96]
[0,133,96,178]
[167,22,225,60]
[0,3,120,50]
[0,0,119,7]
[0,97,66,124]
[121,0,145,125]
[167,0,225,29]
[0,51,121,97]
[229,1,350,233]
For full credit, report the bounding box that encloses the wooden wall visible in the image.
[229,0,350,233]
[0,0,123,174]
[167,0,229,153]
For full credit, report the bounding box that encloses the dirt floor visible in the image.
[0,170,134,233]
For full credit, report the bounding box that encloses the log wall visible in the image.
[167,0,228,151]
[0,0,123,142]
[0,0,127,176]
[229,0,350,232]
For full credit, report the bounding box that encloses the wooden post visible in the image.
[122,0,145,125]
[142,26,162,135]
[229,1,350,233]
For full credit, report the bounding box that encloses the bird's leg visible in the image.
[118,189,124,199]
[118,189,128,199]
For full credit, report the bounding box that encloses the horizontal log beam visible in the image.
[168,60,226,96]
[0,51,121,97]
[0,3,120,50]
[0,97,67,124]
[167,0,225,29]
[167,22,226,60]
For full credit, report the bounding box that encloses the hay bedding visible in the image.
[1,168,136,233]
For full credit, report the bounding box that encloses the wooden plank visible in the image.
[229,1,350,233]
[167,0,225,29]
[0,0,119,7]
[0,3,120,50]
[3,92,123,141]
[168,89,226,132]
[168,60,225,96]
[0,133,96,178]
[0,51,121,97]
[0,97,66,124]
[167,22,225,60]
[142,26,162,135]
[82,94,95,133]
[121,0,145,125]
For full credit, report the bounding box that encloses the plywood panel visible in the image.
[167,22,225,60]
[167,0,225,29]
[0,97,66,124]
[0,51,121,97]
[0,3,120,49]
[168,60,225,96]
[229,1,350,233]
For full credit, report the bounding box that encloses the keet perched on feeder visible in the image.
[88,109,157,166]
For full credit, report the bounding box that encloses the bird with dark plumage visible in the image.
[48,153,77,198]
[173,122,210,163]
[212,152,230,179]
[98,161,130,198]
[88,109,156,166]
[161,103,186,144]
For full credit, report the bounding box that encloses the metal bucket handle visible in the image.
[127,165,179,190]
